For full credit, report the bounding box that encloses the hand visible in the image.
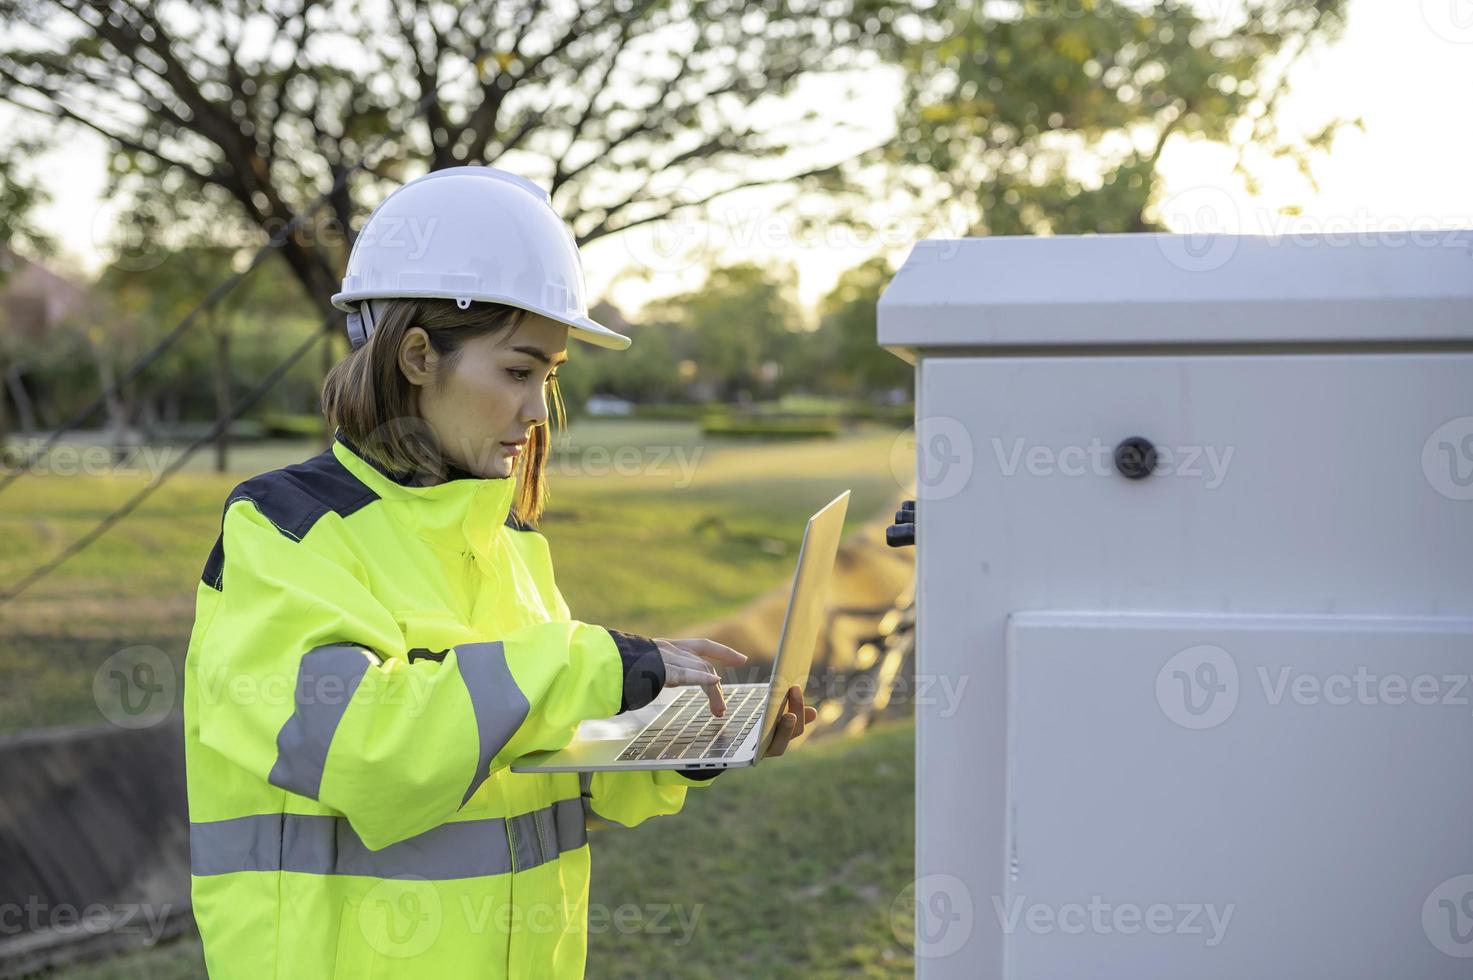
[761,685,817,759]
[652,637,748,716]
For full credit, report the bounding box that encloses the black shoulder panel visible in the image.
[505,511,537,532]
[201,447,379,590]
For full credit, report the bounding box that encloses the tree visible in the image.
[813,254,908,399]
[0,0,904,317]
[82,239,321,451]
[566,317,682,408]
[641,260,805,402]
[0,131,56,449]
[877,0,1354,236]
[0,134,55,277]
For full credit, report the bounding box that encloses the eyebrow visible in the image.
[511,345,569,366]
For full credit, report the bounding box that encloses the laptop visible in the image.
[511,489,850,774]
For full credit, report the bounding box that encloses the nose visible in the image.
[521,382,550,431]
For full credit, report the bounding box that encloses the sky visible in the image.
[8,0,1472,320]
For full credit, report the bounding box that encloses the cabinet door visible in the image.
[1006,611,1473,980]
[910,352,1473,979]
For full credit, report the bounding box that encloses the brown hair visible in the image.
[320,297,567,526]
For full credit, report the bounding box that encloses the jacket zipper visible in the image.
[462,548,478,622]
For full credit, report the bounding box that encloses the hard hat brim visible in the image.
[557,313,634,351]
[330,289,632,351]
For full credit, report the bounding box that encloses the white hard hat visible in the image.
[331,165,631,352]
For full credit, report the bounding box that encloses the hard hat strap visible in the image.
[345,298,381,352]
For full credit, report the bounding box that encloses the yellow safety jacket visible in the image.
[182,428,722,979]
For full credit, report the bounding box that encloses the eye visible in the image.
[508,367,561,384]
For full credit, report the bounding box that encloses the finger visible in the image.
[704,679,727,717]
[672,638,749,668]
[666,665,726,715]
[769,713,797,756]
[664,661,718,685]
[787,686,805,738]
[664,651,721,683]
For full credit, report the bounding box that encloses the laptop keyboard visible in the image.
[616,685,764,762]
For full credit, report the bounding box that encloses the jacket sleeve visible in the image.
[193,498,656,851]
[542,579,726,833]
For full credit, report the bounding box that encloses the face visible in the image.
[398,311,570,481]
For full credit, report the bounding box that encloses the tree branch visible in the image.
[576,156,855,244]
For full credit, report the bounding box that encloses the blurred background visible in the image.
[0,0,1468,976]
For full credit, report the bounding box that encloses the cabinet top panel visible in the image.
[877,233,1473,349]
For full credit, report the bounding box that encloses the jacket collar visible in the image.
[331,427,517,558]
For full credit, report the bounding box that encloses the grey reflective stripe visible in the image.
[507,805,559,873]
[455,641,531,807]
[191,800,589,879]
[506,801,586,872]
[268,644,371,799]
[554,796,584,846]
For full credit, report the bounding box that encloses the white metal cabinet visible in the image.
[878,233,1473,979]
[1006,611,1473,980]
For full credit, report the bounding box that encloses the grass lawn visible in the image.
[0,420,907,732]
[44,719,917,980]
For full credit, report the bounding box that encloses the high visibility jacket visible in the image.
[182,428,722,979]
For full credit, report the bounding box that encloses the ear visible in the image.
[398,326,438,385]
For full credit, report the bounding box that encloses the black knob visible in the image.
[894,499,915,524]
[1113,436,1158,480]
[887,522,915,548]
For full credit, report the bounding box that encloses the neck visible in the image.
[333,427,512,492]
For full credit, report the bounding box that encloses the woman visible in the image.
[182,166,817,978]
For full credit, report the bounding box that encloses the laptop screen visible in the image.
[755,490,850,754]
